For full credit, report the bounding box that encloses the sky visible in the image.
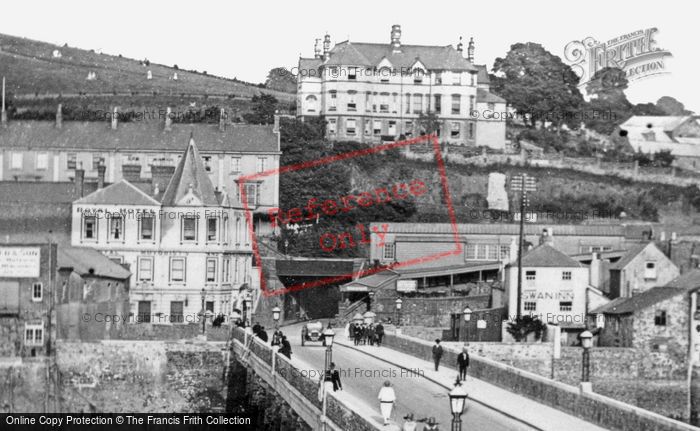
[2,0,696,112]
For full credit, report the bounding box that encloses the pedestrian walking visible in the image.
[377,380,396,426]
[457,345,470,381]
[432,339,443,371]
[329,362,342,391]
[354,324,362,345]
[375,322,385,346]
[423,417,439,430]
[368,324,376,346]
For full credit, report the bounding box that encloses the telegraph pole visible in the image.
[511,174,536,320]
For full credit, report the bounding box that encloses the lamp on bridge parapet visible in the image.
[272,306,281,330]
[243,290,253,327]
[463,306,472,342]
[580,330,593,392]
[449,381,468,431]
[395,298,403,327]
[323,328,336,380]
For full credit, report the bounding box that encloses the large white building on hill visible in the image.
[297,25,506,149]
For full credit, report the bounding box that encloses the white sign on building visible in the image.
[0,247,41,278]
[397,279,418,292]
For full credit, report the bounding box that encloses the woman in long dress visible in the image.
[377,380,396,426]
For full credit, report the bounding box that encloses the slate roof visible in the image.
[75,179,160,205]
[590,269,700,315]
[0,121,279,153]
[477,88,506,104]
[58,246,131,280]
[372,222,636,237]
[161,138,219,207]
[299,57,323,76]
[324,41,477,72]
[610,243,651,270]
[0,181,97,203]
[620,116,692,132]
[276,259,355,277]
[518,244,583,268]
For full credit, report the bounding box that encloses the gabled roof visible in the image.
[325,41,476,72]
[610,242,652,270]
[477,88,506,104]
[0,121,279,154]
[161,137,219,207]
[518,244,583,268]
[619,116,692,132]
[591,269,700,315]
[58,246,131,280]
[75,179,160,205]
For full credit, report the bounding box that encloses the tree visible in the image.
[632,102,667,116]
[417,111,440,135]
[265,67,297,93]
[583,68,633,135]
[492,42,584,130]
[656,96,693,116]
[242,93,278,124]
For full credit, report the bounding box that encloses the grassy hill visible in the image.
[0,33,294,117]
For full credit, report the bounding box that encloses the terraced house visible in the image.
[297,25,506,148]
[0,106,280,234]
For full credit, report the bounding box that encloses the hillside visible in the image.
[0,33,295,107]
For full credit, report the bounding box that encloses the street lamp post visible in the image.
[367,291,375,311]
[244,291,253,327]
[580,330,593,392]
[449,381,468,431]
[463,306,472,342]
[272,306,281,330]
[395,298,403,327]
[200,288,206,334]
[323,328,336,378]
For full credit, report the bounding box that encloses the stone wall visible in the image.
[383,333,696,431]
[55,340,228,412]
[400,326,450,341]
[445,341,553,377]
[373,295,490,327]
[0,359,48,412]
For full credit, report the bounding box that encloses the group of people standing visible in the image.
[349,321,385,346]
[254,323,292,359]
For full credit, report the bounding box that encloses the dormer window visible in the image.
[414,71,423,84]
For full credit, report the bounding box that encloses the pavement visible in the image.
[278,322,541,431]
[332,328,609,431]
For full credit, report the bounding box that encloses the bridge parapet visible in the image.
[231,327,384,431]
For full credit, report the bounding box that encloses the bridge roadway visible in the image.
[284,322,536,431]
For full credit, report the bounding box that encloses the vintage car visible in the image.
[301,321,325,346]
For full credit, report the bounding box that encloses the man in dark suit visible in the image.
[457,345,470,380]
[257,326,268,343]
[375,323,385,346]
[327,362,342,391]
[432,339,443,371]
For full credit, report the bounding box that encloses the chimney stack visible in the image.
[97,163,106,189]
[121,164,142,182]
[1,76,7,128]
[314,38,322,59]
[322,34,331,60]
[74,162,85,198]
[219,108,226,132]
[589,252,601,289]
[56,104,63,129]
[456,36,464,53]
[539,228,554,246]
[151,163,175,196]
[164,106,172,131]
[391,25,402,52]
[467,37,475,62]
[273,111,280,133]
[111,106,119,130]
